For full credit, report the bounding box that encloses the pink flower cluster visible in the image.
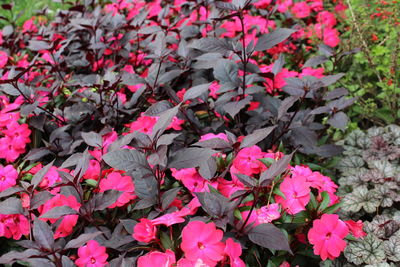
[0,96,31,162]
[137,221,245,267]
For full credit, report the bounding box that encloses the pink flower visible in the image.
[83,160,101,180]
[0,51,8,68]
[277,0,293,13]
[151,212,186,227]
[75,240,108,267]
[199,133,229,142]
[274,68,298,89]
[209,81,220,99]
[0,214,30,240]
[171,168,208,193]
[299,67,325,79]
[133,218,157,243]
[241,203,281,227]
[276,176,310,215]
[317,11,337,27]
[344,220,366,238]
[22,18,38,33]
[308,214,349,260]
[232,145,266,176]
[181,221,225,266]
[224,238,245,267]
[39,166,61,188]
[254,0,272,8]
[0,136,25,162]
[0,165,18,192]
[39,194,81,239]
[137,249,176,267]
[291,2,311,18]
[127,115,158,135]
[99,172,136,208]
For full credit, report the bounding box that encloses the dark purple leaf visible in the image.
[302,55,328,69]
[328,111,348,130]
[31,161,54,188]
[33,219,54,249]
[240,126,277,148]
[255,28,296,51]
[0,197,23,214]
[151,103,181,141]
[248,223,292,253]
[40,206,78,219]
[81,131,102,147]
[28,40,51,51]
[323,87,349,100]
[64,232,102,249]
[183,83,212,102]
[161,187,181,210]
[168,147,216,169]
[94,190,124,211]
[259,153,293,186]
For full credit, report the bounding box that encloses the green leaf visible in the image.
[318,191,330,212]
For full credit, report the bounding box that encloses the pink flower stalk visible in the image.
[0,165,18,192]
[181,221,225,266]
[75,240,108,267]
[308,214,349,260]
[224,238,245,267]
[344,220,366,238]
[137,249,176,267]
[276,176,310,215]
[133,218,157,243]
[39,194,81,239]
[0,214,30,240]
[98,172,136,208]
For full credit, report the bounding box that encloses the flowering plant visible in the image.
[0,0,360,266]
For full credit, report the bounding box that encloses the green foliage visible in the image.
[336,125,400,266]
[0,0,69,28]
[337,0,400,127]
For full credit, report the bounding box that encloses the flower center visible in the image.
[0,176,5,181]
[197,242,205,250]
[326,232,332,239]
[90,257,96,264]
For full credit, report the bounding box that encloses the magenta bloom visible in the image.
[224,238,245,267]
[344,219,366,238]
[181,221,225,266]
[75,240,108,267]
[0,165,18,192]
[0,214,30,240]
[242,203,281,227]
[308,214,349,260]
[39,194,81,239]
[0,51,8,68]
[276,176,310,215]
[99,172,136,208]
[232,145,266,176]
[133,218,157,243]
[137,249,176,267]
[291,2,311,18]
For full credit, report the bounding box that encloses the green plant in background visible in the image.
[335,125,400,266]
[337,0,400,128]
[0,0,70,28]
